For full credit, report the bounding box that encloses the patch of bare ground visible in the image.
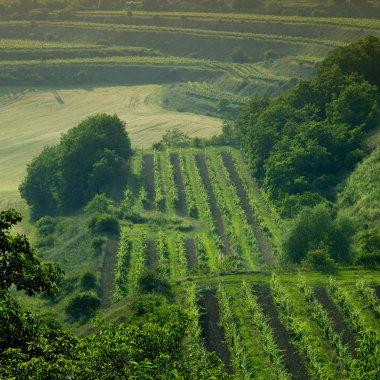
[170,152,187,216]
[254,284,311,380]
[146,240,158,269]
[142,154,155,210]
[100,238,119,309]
[184,238,198,270]
[314,286,358,357]
[199,289,233,374]
[221,151,274,265]
[195,154,232,255]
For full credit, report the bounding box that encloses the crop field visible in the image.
[0,85,221,199]
[109,146,380,378]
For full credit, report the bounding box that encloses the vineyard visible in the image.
[109,146,380,378]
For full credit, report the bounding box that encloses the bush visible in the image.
[355,253,380,266]
[84,194,114,215]
[65,292,101,320]
[231,47,248,63]
[89,214,120,235]
[138,270,170,294]
[80,272,97,291]
[301,249,336,269]
[35,216,57,236]
[282,204,355,263]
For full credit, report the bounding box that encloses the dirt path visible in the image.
[314,286,358,356]
[170,152,187,216]
[199,289,233,374]
[142,154,155,210]
[100,238,119,309]
[221,152,274,265]
[195,154,232,255]
[184,238,198,270]
[254,285,310,380]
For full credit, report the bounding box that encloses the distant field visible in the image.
[0,85,221,198]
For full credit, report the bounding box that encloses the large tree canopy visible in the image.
[20,114,132,217]
[233,36,380,216]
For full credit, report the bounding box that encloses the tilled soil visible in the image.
[170,152,187,216]
[314,286,358,356]
[100,238,119,309]
[221,151,274,265]
[195,154,232,255]
[184,238,198,270]
[142,154,155,210]
[199,289,233,374]
[254,284,311,380]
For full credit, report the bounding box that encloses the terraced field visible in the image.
[110,146,380,378]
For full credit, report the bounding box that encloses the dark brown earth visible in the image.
[184,238,198,270]
[314,286,358,356]
[100,238,119,309]
[170,152,187,216]
[142,154,155,210]
[199,289,233,374]
[254,285,311,380]
[146,240,158,269]
[221,151,274,265]
[195,154,232,255]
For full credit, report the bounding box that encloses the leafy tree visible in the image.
[20,114,132,215]
[19,146,61,219]
[282,204,355,263]
[66,292,101,320]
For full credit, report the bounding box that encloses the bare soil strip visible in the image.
[146,240,158,269]
[142,154,155,210]
[170,152,187,216]
[254,284,311,380]
[314,286,358,356]
[199,289,233,374]
[100,238,119,309]
[195,154,232,255]
[184,238,198,270]
[221,151,274,265]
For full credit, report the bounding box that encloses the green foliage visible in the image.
[80,272,97,291]
[0,209,63,295]
[154,128,191,149]
[234,37,380,209]
[65,292,101,320]
[138,269,170,294]
[20,114,132,216]
[84,193,114,215]
[301,249,336,269]
[35,215,57,237]
[282,204,355,263]
[88,213,120,235]
[350,330,380,380]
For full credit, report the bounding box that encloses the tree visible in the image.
[19,146,61,219]
[20,114,132,215]
[282,204,355,263]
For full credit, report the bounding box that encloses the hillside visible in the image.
[1,5,380,380]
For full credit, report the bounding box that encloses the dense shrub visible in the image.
[282,204,355,263]
[65,292,101,320]
[138,269,170,294]
[88,214,120,235]
[301,249,336,269]
[80,272,97,291]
